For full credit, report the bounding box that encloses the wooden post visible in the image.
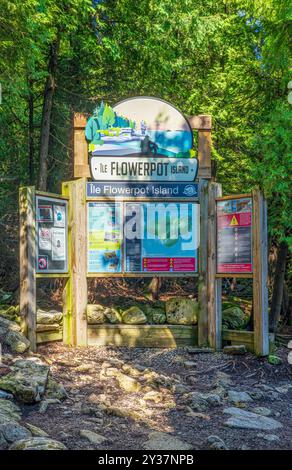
[208,182,222,349]
[188,114,212,180]
[252,189,269,356]
[19,186,37,352]
[198,179,209,346]
[64,178,88,346]
[62,181,73,345]
[73,113,90,178]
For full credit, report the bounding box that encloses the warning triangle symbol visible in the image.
[230,215,238,226]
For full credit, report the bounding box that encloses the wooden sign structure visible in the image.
[19,106,269,355]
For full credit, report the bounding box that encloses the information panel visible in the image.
[36,196,68,273]
[216,197,252,274]
[87,202,122,273]
[125,202,199,273]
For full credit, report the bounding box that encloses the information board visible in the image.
[36,196,68,273]
[87,202,122,273]
[216,197,252,274]
[125,202,199,273]
[87,201,199,274]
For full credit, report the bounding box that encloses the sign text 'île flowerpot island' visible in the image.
[85,97,199,274]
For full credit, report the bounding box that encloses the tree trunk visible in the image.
[28,78,34,184]
[38,40,59,191]
[269,241,288,333]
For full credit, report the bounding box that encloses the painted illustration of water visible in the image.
[92,130,192,157]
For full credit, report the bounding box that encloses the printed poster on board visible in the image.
[52,228,66,261]
[53,205,66,227]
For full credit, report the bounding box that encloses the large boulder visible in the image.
[36,309,62,325]
[222,305,249,330]
[122,306,147,325]
[0,359,49,403]
[9,437,67,450]
[223,407,283,431]
[104,307,122,324]
[4,331,30,353]
[0,317,30,353]
[0,399,21,424]
[166,298,198,325]
[143,305,166,324]
[87,304,106,324]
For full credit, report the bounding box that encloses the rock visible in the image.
[0,316,21,332]
[122,306,147,325]
[257,433,280,442]
[223,345,247,355]
[223,407,283,431]
[0,359,49,403]
[249,390,266,401]
[214,371,232,388]
[268,355,282,365]
[45,377,67,400]
[0,398,21,423]
[0,432,8,450]
[183,361,196,368]
[0,305,20,322]
[143,431,192,450]
[222,306,249,330]
[36,309,62,325]
[187,347,214,354]
[228,390,253,404]
[143,391,163,403]
[87,304,106,324]
[253,407,272,417]
[9,437,67,450]
[165,298,198,325]
[104,307,122,324]
[0,317,30,353]
[25,423,48,437]
[39,399,61,414]
[152,309,166,324]
[115,372,141,393]
[172,384,189,394]
[81,402,104,418]
[186,391,221,412]
[207,435,228,450]
[0,390,13,400]
[4,330,30,353]
[0,423,31,443]
[275,384,292,394]
[80,430,107,445]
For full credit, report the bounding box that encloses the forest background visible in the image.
[0,0,291,332]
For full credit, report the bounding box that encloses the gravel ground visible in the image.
[18,343,292,450]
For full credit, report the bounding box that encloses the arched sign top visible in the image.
[85,96,193,159]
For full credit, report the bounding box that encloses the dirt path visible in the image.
[19,344,292,450]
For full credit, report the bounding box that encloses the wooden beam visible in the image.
[73,113,90,178]
[208,182,222,349]
[198,180,209,346]
[88,324,198,348]
[188,115,212,130]
[19,186,37,352]
[252,189,269,356]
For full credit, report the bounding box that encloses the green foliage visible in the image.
[0,0,291,249]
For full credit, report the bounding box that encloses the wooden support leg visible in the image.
[62,178,87,346]
[252,190,269,356]
[208,182,222,350]
[198,179,209,346]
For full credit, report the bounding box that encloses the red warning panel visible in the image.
[216,198,252,274]
[142,257,196,272]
